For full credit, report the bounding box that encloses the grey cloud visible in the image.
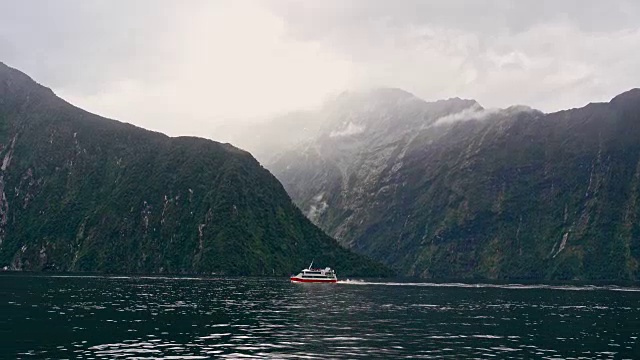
[0,0,193,94]
[264,0,640,112]
[1,0,639,139]
[267,0,640,39]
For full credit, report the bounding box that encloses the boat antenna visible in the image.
[308,260,313,270]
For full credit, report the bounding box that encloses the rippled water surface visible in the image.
[2,275,640,359]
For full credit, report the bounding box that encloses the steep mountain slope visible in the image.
[0,62,389,276]
[268,88,483,235]
[268,88,640,281]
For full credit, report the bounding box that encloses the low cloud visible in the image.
[329,122,366,137]
[433,104,536,125]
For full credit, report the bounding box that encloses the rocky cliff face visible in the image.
[268,87,640,281]
[0,62,389,276]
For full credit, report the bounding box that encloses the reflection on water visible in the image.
[1,274,639,359]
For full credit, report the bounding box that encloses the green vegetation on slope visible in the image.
[0,62,390,277]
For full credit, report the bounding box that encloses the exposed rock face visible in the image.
[0,62,389,276]
[267,87,640,281]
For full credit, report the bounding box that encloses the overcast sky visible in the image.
[1,0,640,138]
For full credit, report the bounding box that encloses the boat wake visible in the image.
[337,279,640,292]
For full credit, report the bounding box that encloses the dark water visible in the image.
[2,275,640,359]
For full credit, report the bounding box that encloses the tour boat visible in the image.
[290,262,338,283]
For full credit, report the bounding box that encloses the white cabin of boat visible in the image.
[290,261,338,283]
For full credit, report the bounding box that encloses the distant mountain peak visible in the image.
[429,96,482,110]
[325,88,483,117]
[328,87,422,107]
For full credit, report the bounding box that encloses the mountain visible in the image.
[0,62,390,276]
[223,88,480,165]
[266,87,640,281]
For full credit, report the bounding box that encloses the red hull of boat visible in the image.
[290,277,337,283]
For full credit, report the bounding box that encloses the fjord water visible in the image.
[2,275,639,359]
